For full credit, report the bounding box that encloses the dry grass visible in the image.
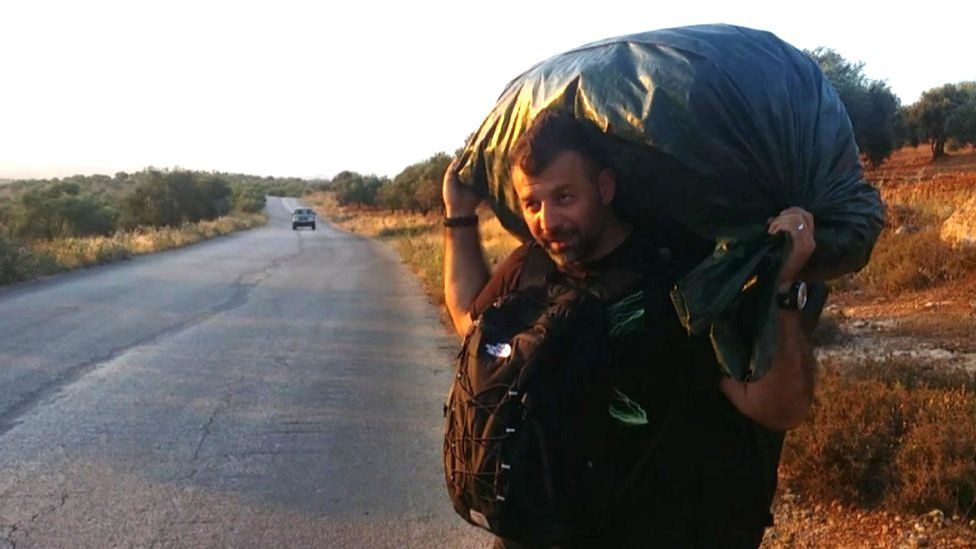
[855,226,976,292]
[121,213,267,255]
[304,192,520,304]
[849,147,976,294]
[5,213,267,283]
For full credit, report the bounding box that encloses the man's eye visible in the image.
[524,202,540,213]
[558,194,573,203]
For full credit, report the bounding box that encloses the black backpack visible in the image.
[442,244,648,545]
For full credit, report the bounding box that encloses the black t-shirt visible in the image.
[470,229,825,538]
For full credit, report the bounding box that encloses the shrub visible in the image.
[120,171,233,229]
[12,186,117,239]
[0,234,33,284]
[782,365,908,506]
[855,226,976,292]
[782,358,976,516]
[891,388,976,513]
[331,171,386,207]
[0,234,59,283]
[232,185,266,213]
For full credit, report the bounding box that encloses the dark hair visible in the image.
[510,110,604,178]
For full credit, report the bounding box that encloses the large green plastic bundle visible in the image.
[456,24,884,380]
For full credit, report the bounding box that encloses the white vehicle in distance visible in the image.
[291,208,316,231]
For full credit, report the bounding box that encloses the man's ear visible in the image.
[511,166,526,212]
[597,168,616,206]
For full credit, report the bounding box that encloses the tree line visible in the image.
[329,153,451,214]
[0,169,316,241]
[807,48,976,165]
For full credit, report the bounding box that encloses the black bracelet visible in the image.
[444,215,478,228]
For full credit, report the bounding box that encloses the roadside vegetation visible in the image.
[0,169,321,285]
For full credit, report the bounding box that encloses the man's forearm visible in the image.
[720,309,816,430]
[444,225,490,336]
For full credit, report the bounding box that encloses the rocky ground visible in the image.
[764,490,976,548]
[821,273,976,371]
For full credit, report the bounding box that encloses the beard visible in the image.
[540,226,601,266]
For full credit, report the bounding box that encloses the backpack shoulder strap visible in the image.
[517,242,555,291]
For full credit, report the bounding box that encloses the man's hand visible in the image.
[768,207,816,286]
[442,156,482,218]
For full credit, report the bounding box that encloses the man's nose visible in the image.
[538,203,560,233]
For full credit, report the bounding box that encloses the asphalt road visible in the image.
[0,197,491,548]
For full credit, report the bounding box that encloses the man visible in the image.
[443,111,823,548]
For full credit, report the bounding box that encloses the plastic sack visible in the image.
[456,24,884,380]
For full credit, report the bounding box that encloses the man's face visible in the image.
[512,150,616,266]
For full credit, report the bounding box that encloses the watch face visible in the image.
[796,281,808,310]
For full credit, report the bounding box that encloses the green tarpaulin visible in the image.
[456,24,884,380]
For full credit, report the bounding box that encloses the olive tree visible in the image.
[905,82,976,160]
[807,48,902,167]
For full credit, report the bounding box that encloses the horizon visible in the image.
[1,0,972,181]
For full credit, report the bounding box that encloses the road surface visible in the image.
[0,197,490,548]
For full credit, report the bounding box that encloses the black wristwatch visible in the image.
[777,281,808,311]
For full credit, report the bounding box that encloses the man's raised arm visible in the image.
[720,207,820,431]
[442,158,490,337]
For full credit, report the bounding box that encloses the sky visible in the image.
[0,0,972,181]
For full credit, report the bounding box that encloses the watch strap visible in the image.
[444,215,478,228]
